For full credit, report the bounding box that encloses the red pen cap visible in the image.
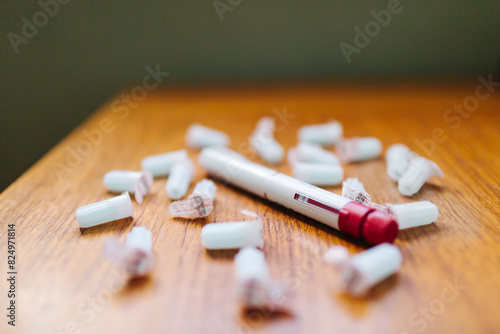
[338,202,398,245]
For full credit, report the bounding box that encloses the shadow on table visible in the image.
[334,274,400,318]
[409,182,446,199]
[79,217,134,237]
[205,249,239,260]
[238,307,294,330]
[121,275,154,294]
[397,221,441,242]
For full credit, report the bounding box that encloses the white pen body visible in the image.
[198,148,351,230]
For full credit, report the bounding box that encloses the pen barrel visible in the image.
[198,148,350,229]
[199,148,398,245]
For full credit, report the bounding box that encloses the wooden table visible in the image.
[1,82,499,334]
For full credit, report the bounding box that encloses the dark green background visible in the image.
[1,0,499,191]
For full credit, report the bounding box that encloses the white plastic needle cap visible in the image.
[103,170,153,204]
[398,156,444,196]
[385,144,412,182]
[296,142,340,164]
[186,123,230,149]
[326,244,402,297]
[141,149,188,177]
[193,179,217,199]
[125,226,153,252]
[166,158,195,200]
[250,117,284,164]
[201,210,263,249]
[234,247,291,311]
[337,137,382,163]
[76,192,134,228]
[234,247,269,283]
[102,226,154,277]
[388,201,439,229]
[345,243,402,297]
[287,148,299,167]
[324,246,350,269]
[251,137,284,165]
[298,121,343,146]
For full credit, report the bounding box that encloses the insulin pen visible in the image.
[198,147,398,245]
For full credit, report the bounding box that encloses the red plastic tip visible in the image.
[338,202,398,245]
[362,210,398,245]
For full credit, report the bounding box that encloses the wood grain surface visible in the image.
[1,81,499,334]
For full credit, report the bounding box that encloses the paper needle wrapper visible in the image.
[169,179,217,218]
[102,226,154,277]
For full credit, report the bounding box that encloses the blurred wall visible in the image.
[0,0,499,191]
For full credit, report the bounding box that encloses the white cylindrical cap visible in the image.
[292,163,343,186]
[287,148,299,167]
[388,201,439,229]
[103,170,142,194]
[125,226,153,252]
[193,179,217,199]
[253,116,274,134]
[251,138,284,165]
[338,137,382,163]
[234,247,269,283]
[324,246,350,269]
[201,221,263,250]
[344,243,402,296]
[398,156,444,197]
[296,142,340,164]
[250,117,284,164]
[141,149,188,177]
[186,123,230,149]
[103,170,153,204]
[298,121,343,146]
[76,192,134,228]
[102,226,154,277]
[385,144,412,182]
[166,158,195,200]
